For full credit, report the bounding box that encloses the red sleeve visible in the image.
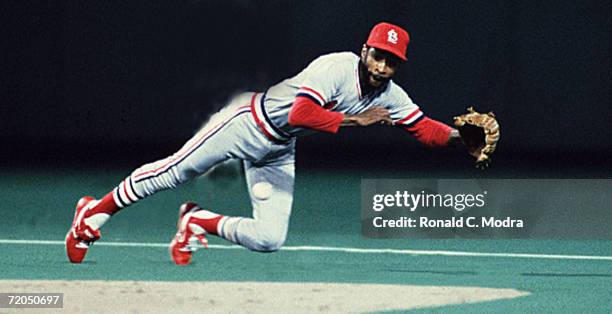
[403,116,453,147]
[288,96,344,133]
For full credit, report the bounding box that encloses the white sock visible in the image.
[83,213,111,230]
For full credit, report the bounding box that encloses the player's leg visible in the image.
[170,151,295,263]
[224,160,294,251]
[66,94,256,263]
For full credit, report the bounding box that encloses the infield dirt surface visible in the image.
[0,280,529,313]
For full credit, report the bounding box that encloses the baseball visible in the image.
[252,182,273,200]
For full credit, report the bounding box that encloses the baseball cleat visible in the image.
[65,196,102,263]
[169,202,209,265]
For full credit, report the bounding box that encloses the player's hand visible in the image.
[343,107,393,127]
[449,129,485,159]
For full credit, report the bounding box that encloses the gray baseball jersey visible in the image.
[256,52,423,141]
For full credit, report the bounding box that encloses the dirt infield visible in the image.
[0,280,529,313]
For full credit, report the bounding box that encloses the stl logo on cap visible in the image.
[387,29,398,44]
[366,22,410,61]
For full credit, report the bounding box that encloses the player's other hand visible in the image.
[343,106,393,127]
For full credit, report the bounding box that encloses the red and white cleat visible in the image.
[169,202,209,265]
[65,196,101,263]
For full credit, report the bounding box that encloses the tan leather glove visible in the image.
[453,107,500,169]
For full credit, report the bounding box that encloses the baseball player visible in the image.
[66,22,493,265]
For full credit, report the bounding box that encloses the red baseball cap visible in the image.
[366,22,410,61]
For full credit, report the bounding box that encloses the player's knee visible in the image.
[255,238,285,252]
[253,228,286,252]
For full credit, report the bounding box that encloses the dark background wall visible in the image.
[1,0,610,172]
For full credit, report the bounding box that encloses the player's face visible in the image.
[361,46,400,88]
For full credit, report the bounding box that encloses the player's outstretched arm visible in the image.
[402,116,456,147]
[288,97,392,132]
[342,106,393,127]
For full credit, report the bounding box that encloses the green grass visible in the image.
[0,167,611,312]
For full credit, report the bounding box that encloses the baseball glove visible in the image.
[453,107,500,169]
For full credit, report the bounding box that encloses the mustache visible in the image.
[368,71,389,82]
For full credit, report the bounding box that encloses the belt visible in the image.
[249,93,292,144]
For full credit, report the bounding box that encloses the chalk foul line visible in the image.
[0,239,610,261]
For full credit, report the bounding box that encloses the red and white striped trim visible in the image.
[250,93,291,143]
[396,109,423,126]
[113,177,138,208]
[131,106,251,183]
[125,178,138,202]
[112,187,126,208]
[297,86,326,106]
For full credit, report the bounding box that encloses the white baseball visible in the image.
[252,182,273,200]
